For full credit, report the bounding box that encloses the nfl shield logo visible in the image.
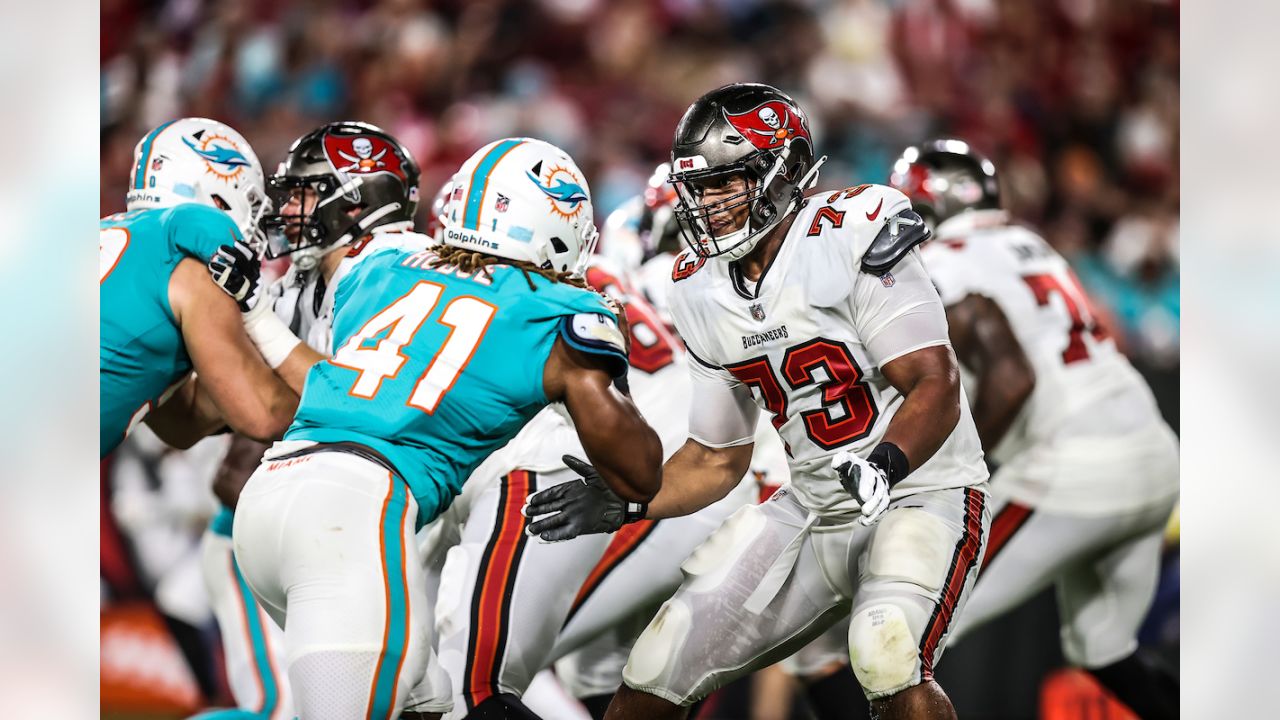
[880,273,895,288]
[151,157,164,171]
[749,303,766,321]
[495,193,510,212]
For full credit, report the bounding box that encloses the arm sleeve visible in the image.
[853,249,952,367]
[686,352,760,448]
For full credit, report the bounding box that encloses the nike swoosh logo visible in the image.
[866,199,884,221]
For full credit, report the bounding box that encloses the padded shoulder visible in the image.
[162,203,241,262]
[861,207,932,275]
[559,312,628,378]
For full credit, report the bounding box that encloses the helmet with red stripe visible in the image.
[888,138,1000,230]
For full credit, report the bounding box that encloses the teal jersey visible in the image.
[286,237,626,528]
[100,204,241,456]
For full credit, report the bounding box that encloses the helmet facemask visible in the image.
[261,174,350,270]
[212,184,270,252]
[262,172,408,270]
[670,140,821,261]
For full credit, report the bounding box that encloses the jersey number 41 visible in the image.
[330,281,496,413]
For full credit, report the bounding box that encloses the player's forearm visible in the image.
[880,370,961,473]
[274,343,326,395]
[583,414,663,504]
[144,376,225,449]
[971,361,1033,451]
[645,439,751,519]
[213,369,298,442]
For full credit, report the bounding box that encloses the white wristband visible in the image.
[242,301,303,369]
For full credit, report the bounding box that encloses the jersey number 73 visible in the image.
[726,338,879,450]
[330,280,496,413]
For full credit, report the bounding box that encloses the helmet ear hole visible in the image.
[549,236,569,254]
[210,194,231,211]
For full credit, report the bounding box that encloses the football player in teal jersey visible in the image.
[99,118,322,456]
[195,121,425,720]
[231,138,663,720]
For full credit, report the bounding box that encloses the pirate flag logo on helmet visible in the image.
[722,101,810,151]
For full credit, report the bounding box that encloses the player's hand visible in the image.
[523,455,643,542]
[208,239,263,313]
[831,450,890,526]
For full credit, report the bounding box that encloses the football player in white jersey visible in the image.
[564,199,853,719]
[194,122,422,720]
[524,84,990,720]
[893,139,1178,719]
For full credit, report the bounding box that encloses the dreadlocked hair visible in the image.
[429,245,586,291]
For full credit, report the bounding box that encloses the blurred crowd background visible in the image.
[100,0,1179,718]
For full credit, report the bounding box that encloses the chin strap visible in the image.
[798,154,828,192]
[335,202,403,246]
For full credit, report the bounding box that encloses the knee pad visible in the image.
[847,603,919,697]
[622,599,692,690]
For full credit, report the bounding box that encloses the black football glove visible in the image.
[523,455,646,542]
[208,239,263,312]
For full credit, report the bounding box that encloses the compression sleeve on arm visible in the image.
[686,352,760,448]
[854,250,952,367]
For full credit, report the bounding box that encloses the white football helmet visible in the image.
[126,118,269,247]
[440,138,598,276]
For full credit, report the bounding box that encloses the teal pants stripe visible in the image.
[186,554,281,720]
[367,477,411,719]
[234,558,280,717]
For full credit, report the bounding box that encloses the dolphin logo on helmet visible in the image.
[182,136,251,170]
[127,118,268,248]
[527,163,589,220]
[527,172,588,206]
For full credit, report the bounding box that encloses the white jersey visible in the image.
[267,263,335,352]
[668,184,986,521]
[921,210,1178,514]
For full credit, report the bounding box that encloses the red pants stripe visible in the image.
[563,518,659,627]
[463,470,534,709]
[981,501,1034,573]
[919,487,986,679]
